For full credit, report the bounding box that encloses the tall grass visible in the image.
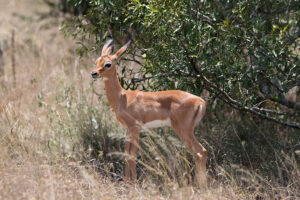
[0,0,299,199]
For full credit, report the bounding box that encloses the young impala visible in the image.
[91,39,207,186]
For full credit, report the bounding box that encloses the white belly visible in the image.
[143,118,171,128]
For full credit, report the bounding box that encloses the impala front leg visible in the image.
[129,131,140,181]
[124,127,140,182]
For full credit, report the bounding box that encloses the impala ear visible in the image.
[115,41,131,59]
[101,39,114,56]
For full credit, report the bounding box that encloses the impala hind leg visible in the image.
[173,126,207,187]
[124,138,131,181]
[191,133,208,188]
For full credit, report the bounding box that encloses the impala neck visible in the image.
[103,70,124,111]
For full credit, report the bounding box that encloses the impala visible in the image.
[91,39,207,186]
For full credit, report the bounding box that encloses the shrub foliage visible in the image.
[62,0,300,128]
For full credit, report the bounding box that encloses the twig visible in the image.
[132,76,155,83]
[122,57,144,67]
[251,107,287,116]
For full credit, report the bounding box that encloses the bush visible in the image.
[62,0,299,128]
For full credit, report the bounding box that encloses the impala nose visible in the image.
[91,72,98,78]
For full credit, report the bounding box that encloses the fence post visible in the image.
[11,30,16,87]
[0,41,4,78]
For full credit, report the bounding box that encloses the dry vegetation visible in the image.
[0,0,299,199]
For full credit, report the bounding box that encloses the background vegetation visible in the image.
[0,0,299,199]
[62,0,300,128]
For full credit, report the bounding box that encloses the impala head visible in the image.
[91,39,131,79]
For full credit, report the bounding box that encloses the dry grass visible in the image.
[0,1,163,199]
[0,0,299,199]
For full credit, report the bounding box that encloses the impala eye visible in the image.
[104,63,112,68]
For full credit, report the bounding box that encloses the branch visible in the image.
[251,107,299,118]
[270,78,300,111]
[283,80,300,91]
[203,76,300,129]
[121,57,144,67]
[269,95,300,111]
[252,107,287,116]
[205,79,300,129]
[178,69,300,129]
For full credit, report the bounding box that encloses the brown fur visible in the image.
[92,41,207,186]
